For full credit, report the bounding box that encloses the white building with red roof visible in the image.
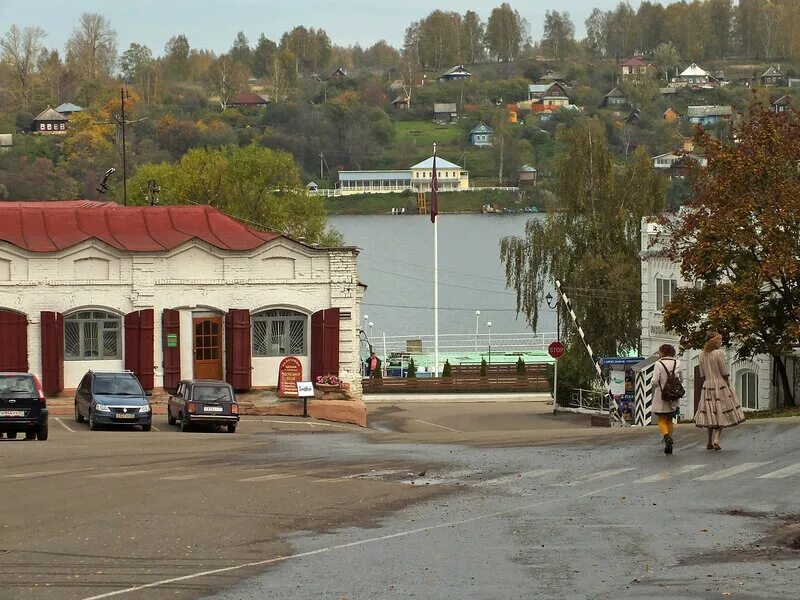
[0,201,364,397]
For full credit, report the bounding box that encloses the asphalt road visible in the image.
[2,404,799,600]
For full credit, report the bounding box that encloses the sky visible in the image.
[0,0,660,57]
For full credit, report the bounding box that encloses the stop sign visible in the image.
[548,341,565,359]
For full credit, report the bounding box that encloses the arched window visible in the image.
[738,371,758,409]
[252,309,307,357]
[65,310,122,360]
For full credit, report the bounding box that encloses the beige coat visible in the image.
[651,357,684,414]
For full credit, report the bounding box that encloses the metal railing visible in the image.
[566,388,612,412]
[368,332,557,357]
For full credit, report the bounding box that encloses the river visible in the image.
[328,213,555,339]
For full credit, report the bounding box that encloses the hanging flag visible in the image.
[430,152,438,223]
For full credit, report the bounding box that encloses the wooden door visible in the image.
[0,310,28,372]
[193,317,222,380]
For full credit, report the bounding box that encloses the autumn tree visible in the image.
[661,105,800,406]
[65,13,117,83]
[653,41,681,82]
[164,34,190,79]
[542,10,576,62]
[500,119,665,392]
[207,55,247,109]
[0,25,47,109]
[462,11,485,64]
[485,2,527,62]
[251,34,277,79]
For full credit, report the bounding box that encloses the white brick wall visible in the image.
[0,237,363,396]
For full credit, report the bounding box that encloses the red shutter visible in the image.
[162,309,181,392]
[311,308,340,380]
[125,310,155,390]
[225,309,251,391]
[40,311,64,395]
[0,310,28,372]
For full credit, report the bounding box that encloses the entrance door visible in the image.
[193,317,223,380]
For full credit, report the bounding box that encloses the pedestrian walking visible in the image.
[368,352,379,379]
[694,331,745,450]
[652,344,684,454]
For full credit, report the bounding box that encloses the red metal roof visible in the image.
[0,202,280,253]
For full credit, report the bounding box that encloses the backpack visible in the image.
[659,360,685,403]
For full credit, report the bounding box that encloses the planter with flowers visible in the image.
[314,374,341,397]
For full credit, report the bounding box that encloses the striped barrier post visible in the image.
[554,280,626,426]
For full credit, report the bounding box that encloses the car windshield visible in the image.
[193,386,232,403]
[0,375,36,395]
[94,376,143,396]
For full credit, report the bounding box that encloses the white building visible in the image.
[640,218,773,416]
[336,156,469,196]
[0,201,364,396]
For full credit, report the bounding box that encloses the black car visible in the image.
[74,371,152,431]
[167,380,239,433]
[0,373,48,441]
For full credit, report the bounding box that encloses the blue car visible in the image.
[74,371,152,431]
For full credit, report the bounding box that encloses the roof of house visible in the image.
[519,164,538,172]
[621,57,651,67]
[604,87,627,98]
[338,170,411,182]
[433,103,457,112]
[54,102,83,114]
[328,67,349,78]
[528,82,570,98]
[470,123,493,134]
[680,63,709,77]
[687,105,733,117]
[772,94,791,105]
[762,66,785,78]
[0,202,280,253]
[33,107,68,122]
[230,93,270,105]
[411,156,462,170]
[439,65,471,78]
[392,95,409,104]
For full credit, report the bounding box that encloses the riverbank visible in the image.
[325,189,534,215]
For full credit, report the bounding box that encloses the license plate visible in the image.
[0,410,24,417]
[203,406,223,412]
[116,413,135,419]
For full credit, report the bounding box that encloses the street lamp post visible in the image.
[545,292,561,410]
[474,310,481,351]
[487,321,492,367]
[369,321,374,340]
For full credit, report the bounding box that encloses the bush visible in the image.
[480,358,488,376]
[516,356,526,375]
[407,357,416,379]
[442,359,452,378]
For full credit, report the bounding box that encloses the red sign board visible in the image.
[278,356,303,397]
[548,341,566,360]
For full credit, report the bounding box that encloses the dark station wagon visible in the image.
[0,373,48,441]
[167,380,239,433]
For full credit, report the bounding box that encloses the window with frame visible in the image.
[655,278,678,312]
[252,309,307,357]
[64,310,122,360]
[738,371,758,409]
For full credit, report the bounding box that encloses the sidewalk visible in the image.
[363,392,552,404]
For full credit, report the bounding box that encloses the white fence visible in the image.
[309,186,520,198]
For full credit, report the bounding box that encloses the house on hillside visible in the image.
[438,65,471,82]
[328,67,349,81]
[0,201,364,397]
[602,87,628,107]
[761,66,787,87]
[652,148,707,179]
[770,95,791,114]
[54,102,83,116]
[621,57,657,80]
[687,105,733,126]
[469,123,493,147]
[536,69,571,87]
[663,107,681,123]
[229,93,270,108]
[674,63,717,87]
[31,107,68,134]
[391,95,410,109]
[517,164,538,186]
[433,103,458,122]
[528,82,571,106]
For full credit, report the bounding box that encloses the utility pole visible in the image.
[120,88,127,206]
[319,152,324,180]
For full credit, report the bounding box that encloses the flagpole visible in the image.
[433,143,439,378]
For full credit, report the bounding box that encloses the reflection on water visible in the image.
[329,213,555,339]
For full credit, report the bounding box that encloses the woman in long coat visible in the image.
[651,344,683,454]
[694,331,746,450]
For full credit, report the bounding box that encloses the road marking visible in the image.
[636,464,706,483]
[474,469,556,488]
[239,473,300,482]
[87,469,166,479]
[54,418,74,432]
[247,419,345,428]
[413,419,460,433]
[4,468,94,479]
[159,474,200,481]
[578,483,626,498]
[757,463,800,479]
[552,467,636,487]
[151,425,160,431]
[695,462,771,481]
[80,484,627,600]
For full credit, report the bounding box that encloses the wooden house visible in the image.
[32,107,68,134]
[761,66,787,87]
[517,164,538,186]
[620,57,657,80]
[438,65,471,82]
[528,82,571,106]
[663,108,681,123]
[229,93,270,108]
[770,95,791,114]
[469,123,493,147]
[602,87,628,107]
[433,103,457,122]
[54,102,83,116]
[391,95,410,110]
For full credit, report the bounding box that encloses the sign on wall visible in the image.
[278,356,303,397]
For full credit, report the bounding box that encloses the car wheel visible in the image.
[25,430,36,440]
[167,410,176,426]
[7,431,17,439]
[227,424,236,434]
[141,421,152,432]
[179,414,190,432]
[75,403,85,423]
[89,409,99,431]
[36,422,48,441]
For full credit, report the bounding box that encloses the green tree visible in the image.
[542,10,576,62]
[442,359,452,378]
[462,11,485,64]
[251,34,277,79]
[516,357,526,375]
[500,119,665,383]
[662,105,800,406]
[229,31,252,71]
[485,2,527,62]
[407,357,417,378]
[164,34,190,79]
[653,41,681,82]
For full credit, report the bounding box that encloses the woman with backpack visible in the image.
[694,331,745,450]
[652,344,684,454]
